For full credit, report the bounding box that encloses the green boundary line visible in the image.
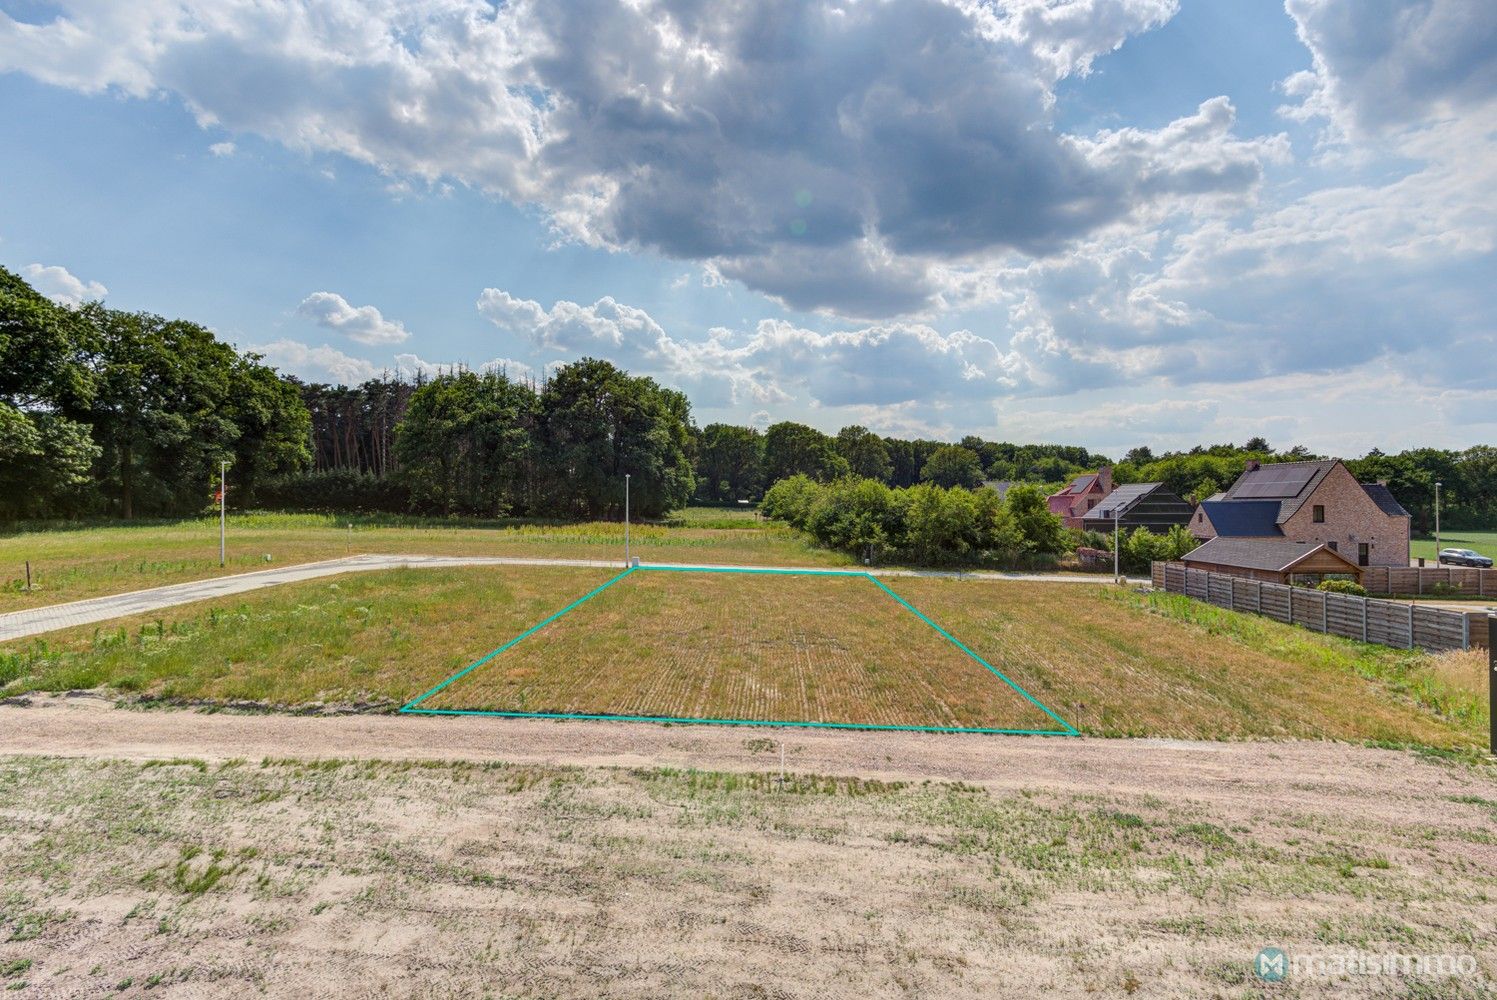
[401,564,1077,736]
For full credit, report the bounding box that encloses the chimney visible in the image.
[1245,460,1261,472]
[1099,465,1113,493]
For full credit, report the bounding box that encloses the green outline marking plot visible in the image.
[401,564,1076,736]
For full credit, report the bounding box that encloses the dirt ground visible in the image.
[2,697,1496,998]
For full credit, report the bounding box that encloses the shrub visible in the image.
[1317,578,1368,596]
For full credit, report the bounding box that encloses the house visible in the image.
[1181,537,1365,584]
[1079,483,1194,534]
[1047,466,1113,529]
[1189,459,1410,567]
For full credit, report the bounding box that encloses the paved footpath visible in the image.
[0,553,1139,641]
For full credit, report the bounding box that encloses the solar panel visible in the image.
[1234,464,1316,498]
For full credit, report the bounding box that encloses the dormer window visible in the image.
[1312,504,1325,523]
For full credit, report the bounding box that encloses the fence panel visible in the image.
[1363,565,1497,596]
[1260,583,1292,623]
[1231,578,1259,614]
[1325,593,1365,641]
[1148,561,1475,652]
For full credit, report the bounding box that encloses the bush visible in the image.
[1317,578,1368,596]
[760,474,1053,567]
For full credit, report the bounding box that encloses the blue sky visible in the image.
[1,0,1493,457]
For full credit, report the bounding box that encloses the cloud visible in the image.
[296,291,410,345]
[392,352,536,382]
[21,263,106,305]
[251,338,380,383]
[1282,0,1497,136]
[0,0,1286,316]
[209,140,236,157]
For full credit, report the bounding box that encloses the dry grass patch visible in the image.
[419,570,1064,732]
[891,579,1487,748]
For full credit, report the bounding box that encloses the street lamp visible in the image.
[1435,480,1442,558]
[1113,506,1120,582]
[624,473,632,567]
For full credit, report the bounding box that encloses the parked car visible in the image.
[1437,547,1494,567]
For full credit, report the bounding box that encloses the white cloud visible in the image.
[392,352,535,382]
[209,141,236,157]
[21,263,106,305]
[251,338,380,384]
[0,0,1283,316]
[296,291,410,345]
[1281,0,1497,137]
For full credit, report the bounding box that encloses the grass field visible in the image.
[0,509,849,610]
[415,569,1068,733]
[1412,529,1497,562]
[2,567,1486,748]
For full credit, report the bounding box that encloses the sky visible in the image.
[0,0,1493,459]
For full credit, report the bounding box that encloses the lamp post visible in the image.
[624,473,631,567]
[219,459,227,568]
[1435,480,1442,558]
[1113,507,1120,582]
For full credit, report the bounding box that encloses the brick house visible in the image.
[1047,466,1113,529]
[1190,459,1410,567]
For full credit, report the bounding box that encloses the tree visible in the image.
[1124,445,1154,465]
[537,358,695,519]
[395,370,537,516]
[696,423,764,501]
[920,445,984,489]
[835,425,893,481]
[763,422,848,485]
[0,404,99,519]
[1005,483,1067,555]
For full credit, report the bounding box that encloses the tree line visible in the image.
[1,266,309,520]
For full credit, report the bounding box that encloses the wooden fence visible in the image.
[1151,561,1485,653]
[1362,565,1497,597]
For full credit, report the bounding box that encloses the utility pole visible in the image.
[219,460,227,568]
[624,473,632,567]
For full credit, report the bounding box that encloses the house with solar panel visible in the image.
[1079,483,1195,534]
[1046,467,1113,529]
[1189,459,1411,568]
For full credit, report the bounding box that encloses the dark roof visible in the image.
[1198,499,1284,537]
[1360,482,1410,517]
[983,480,1015,499]
[1059,473,1098,496]
[1222,459,1338,523]
[1183,537,1359,573]
[1088,483,1161,520]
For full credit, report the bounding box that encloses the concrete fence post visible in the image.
[1321,593,1328,634]
[1361,596,1368,643]
[1407,603,1415,650]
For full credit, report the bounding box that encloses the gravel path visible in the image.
[0,553,1137,640]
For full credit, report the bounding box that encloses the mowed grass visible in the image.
[0,509,849,610]
[0,566,620,707]
[1411,529,1497,562]
[419,570,1065,732]
[0,566,1486,747]
[892,579,1488,748]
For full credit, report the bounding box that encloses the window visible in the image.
[1312,504,1325,523]
[1358,543,1370,566]
[1327,541,1338,551]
